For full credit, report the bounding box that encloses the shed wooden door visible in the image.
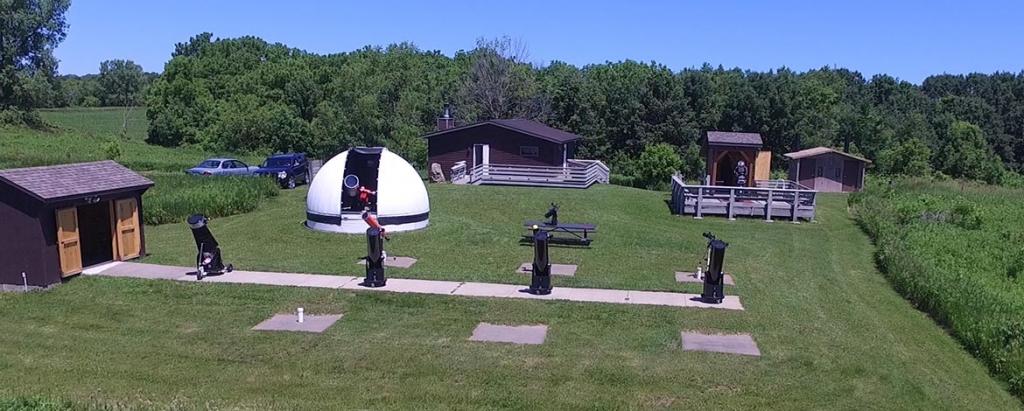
[798,159,816,189]
[842,160,860,192]
[114,198,141,260]
[56,207,83,277]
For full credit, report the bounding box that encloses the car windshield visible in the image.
[263,158,292,168]
[197,160,221,168]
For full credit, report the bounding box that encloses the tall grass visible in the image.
[849,178,1024,399]
[142,173,279,225]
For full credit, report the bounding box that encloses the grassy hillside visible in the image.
[2,182,1020,410]
[2,108,277,225]
[850,179,1024,400]
[39,107,150,141]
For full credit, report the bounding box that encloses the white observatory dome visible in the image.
[305,147,429,234]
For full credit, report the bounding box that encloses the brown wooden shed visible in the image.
[701,131,772,187]
[784,147,871,192]
[0,161,154,291]
[421,118,584,182]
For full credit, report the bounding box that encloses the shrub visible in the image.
[142,174,279,225]
[634,143,682,190]
[850,180,1024,400]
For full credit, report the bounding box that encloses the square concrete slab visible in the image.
[252,314,344,333]
[93,262,190,280]
[676,272,734,285]
[356,256,418,268]
[517,263,577,276]
[469,323,548,345]
[451,282,521,298]
[681,332,761,356]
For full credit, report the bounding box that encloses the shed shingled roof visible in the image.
[784,147,872,163]
[0,160,155,202]
[419,118,583,144]
[706,131,764,147]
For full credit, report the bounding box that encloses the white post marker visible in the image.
[696,266,703,281]
[22,272,28,292]
[297,307,305,323]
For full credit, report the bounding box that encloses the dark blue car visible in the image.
[254,153,309,189]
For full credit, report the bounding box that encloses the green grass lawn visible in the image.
[1,183,1019,410]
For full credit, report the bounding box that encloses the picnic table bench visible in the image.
[521,221,597,246]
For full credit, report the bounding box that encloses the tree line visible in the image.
[5,1,1024,186]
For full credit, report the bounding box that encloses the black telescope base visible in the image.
[359,267,387,288]
[700,284,724,304]
[527,264,553,295]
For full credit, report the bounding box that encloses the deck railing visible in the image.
[465,161,610,188]
[670,174,817,222]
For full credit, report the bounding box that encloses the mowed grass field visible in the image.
[1,108,1022,410]
[3,108,262,171]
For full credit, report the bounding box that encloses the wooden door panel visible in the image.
[842,160,859,192]
[56,207,82,277]
[115,198,141,260]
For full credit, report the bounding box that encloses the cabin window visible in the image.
[520,146,539,157]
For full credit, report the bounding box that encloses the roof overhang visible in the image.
[420,121,582,145]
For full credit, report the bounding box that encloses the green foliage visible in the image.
[876,138,933,177]
[850,179,1024,399]
[0,0,71,113]
[142,174,279,225]
[103,138,122,160]
[937,121,1004,184]
[634,143,682,190]
[98,59,145,107]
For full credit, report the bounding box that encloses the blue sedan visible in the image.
[185,158,259,176]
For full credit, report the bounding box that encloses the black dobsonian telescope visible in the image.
[360,226,387,287]
[544,203,559,226]
[187,214,232,281]
[527,225,553,295]
[700,232,728,304]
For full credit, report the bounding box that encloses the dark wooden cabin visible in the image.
[701,131,772,187]
[0,161,154,291]
[421,114,584,182]
[784,147,871,192]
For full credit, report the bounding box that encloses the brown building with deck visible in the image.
[784,147,871,193]
[0,161,154,291]
[421,116,583,182]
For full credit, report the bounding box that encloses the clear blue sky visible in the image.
[54,0,1024,84]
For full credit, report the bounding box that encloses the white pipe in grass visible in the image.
[696,266,703,281]
[297,307,304,323]
[22,272,28,292]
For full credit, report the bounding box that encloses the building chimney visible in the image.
[843,136,850,153]
[436,103,454,131]
[793,135,801,152]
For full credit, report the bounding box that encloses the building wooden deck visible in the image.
[669,175,817,222]
[450,160,610,189]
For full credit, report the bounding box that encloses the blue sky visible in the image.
[54,0,1023,83]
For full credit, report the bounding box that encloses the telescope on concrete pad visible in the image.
[187,214,232,281]
[359,226,387,288]
[527,226,553,295]
[701,234,728,304]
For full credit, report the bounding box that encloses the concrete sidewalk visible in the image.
[84,262,744,311]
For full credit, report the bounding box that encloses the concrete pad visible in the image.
[625,290,692,308]
[82,261,123,275]
[675,272,734,285]
[469,323,548,345]
[252,314,344,333]
[192,271,308,287]
[451,282,521,298]
[553,288,629,304]
[94,262,190,280]
[681,332,761,356]
[368,276,460,293]
[517,263,577,276]
[356,256,418,268]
